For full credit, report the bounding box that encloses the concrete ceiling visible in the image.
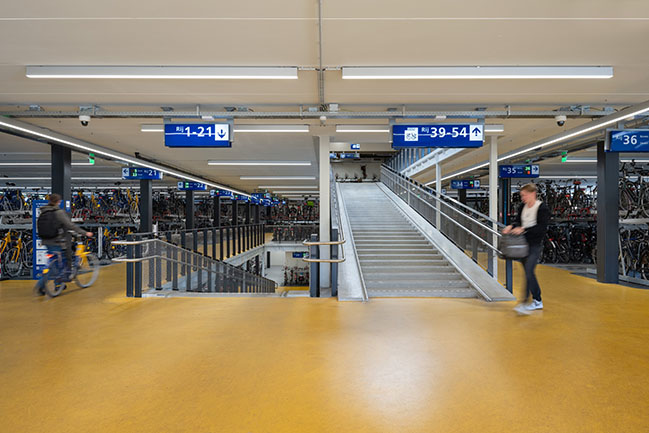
[1,0,648,192]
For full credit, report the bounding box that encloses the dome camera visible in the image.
[79,114,91,127]
[555,115,567,127]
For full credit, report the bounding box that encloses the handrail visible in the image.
[382,164,504,229]
[381,166,502,239]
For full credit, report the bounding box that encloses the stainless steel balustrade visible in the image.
[380,165,511,288]
[113,238,277,297]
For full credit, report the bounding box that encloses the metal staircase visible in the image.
[340,183,476,297]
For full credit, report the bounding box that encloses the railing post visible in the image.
[309,234,319,298]
[165,232,172,282]
[220,227,224,260]
[126,234,134,297]
[172,246,178,290]
[203,228,208,258]
[331,228,338,298]
[134,239,142,298]
[212,228,216,259]
[506,259,513,293]
[226,227,230,258]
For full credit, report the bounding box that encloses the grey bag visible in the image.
[499,234,529,259]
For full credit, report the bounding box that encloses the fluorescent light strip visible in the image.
[0,162,95,166]
[272,190,321,194]
[538,176,597,179]
[234,125,309,133]
[240,176,316,180]
[430,102,649,183]
[336,125,390,133]
[258,185,318,189]
[27,66,298,80]
[342,66,613,80]
[2,177,125,181]
[208,161,311,166]
[0,118,250,197]
[141,124,310,133]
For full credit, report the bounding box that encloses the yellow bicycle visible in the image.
[39,234,100,297]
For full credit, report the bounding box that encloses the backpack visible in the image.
[37,209,62,240]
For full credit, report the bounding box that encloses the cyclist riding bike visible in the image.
[35,193,92,294]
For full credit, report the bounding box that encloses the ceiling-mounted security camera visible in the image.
[319,115,327,125]
[79,114,91,127]
[555,115,567,127]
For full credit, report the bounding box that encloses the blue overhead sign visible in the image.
[164,123,231,148]
[121,167,163,180]
[451,180,481,190]
[607,129,649,152]
[499,165,540,178]
[211,189,233,199]
[392,124,484,149]
[340,152,359,159]
[351,143,361,150]
[177,181,207,191]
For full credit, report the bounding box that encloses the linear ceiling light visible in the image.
[208,161,311,166]
[234,125,309,133]
[342,66,613,80]
[1,177,125,181]
[0,117,250,197]
[141,124,310,133]
[240,176,316,180]
[0,162,94,166]
[27,66,298,80]
[272,190,321,194]
[258,185,318,189]
[336,125,390,133]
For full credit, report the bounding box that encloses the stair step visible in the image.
[367,288,476,298]
[359,259,449,266]
[365,279,471,289]
[361,265,453,273]
[364,272,463,281]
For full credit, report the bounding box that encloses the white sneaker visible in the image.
[524,300,543,311]
[513,303,531,315]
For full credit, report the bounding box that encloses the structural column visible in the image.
[318,135,331,289]
[597,140,619,283]
[140,179,152,233]
[185,190,195,230]
[489,135,499,279]
[213,196,221,227]
[51,144,71,208]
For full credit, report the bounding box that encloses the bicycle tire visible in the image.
[638,248,649,280]
[74,253,100,288]
[640,188,649,218]
[3,247,23,278]
[43,264,65,298]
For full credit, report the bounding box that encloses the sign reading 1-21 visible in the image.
[165,123,231,148]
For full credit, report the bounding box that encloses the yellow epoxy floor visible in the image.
[1,263,649,432]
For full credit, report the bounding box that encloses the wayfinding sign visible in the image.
[121,167,163,180]
[499,165,540,178]
[450,180,481,189]
[177,181,207,191]
[607,129,649,152]
[392,124,484,149]
[164,123,231,148]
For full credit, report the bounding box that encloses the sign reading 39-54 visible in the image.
[164,123,231,148]
[392,124,484,149]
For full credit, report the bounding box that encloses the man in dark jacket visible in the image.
[503,183,550,313]
[38,193,92,282]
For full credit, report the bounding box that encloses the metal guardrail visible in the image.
[113,237,276,297]
[381,165,511,288]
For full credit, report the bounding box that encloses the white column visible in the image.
[489,135,499,279]
[436,163,442,228]
[319,135,331,288]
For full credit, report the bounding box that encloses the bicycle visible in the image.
[37,233,100,297]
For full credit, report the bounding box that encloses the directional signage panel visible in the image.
[339,152,360,159]
[177,181,207,191]
[392,124,484,149]
[499,165,540,178]
[350,143,361,150]
[121,167,163,180]
[607,129,649,152]
[211,189,233,199]
[164,123,231,148]
[450,180,481,189]
[234,194,249,202]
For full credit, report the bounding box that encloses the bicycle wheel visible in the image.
[640,189,649,218]
[22,240,33,268]
[3,247,23,278]
[43,263,65,297]
[74,253,100,288]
